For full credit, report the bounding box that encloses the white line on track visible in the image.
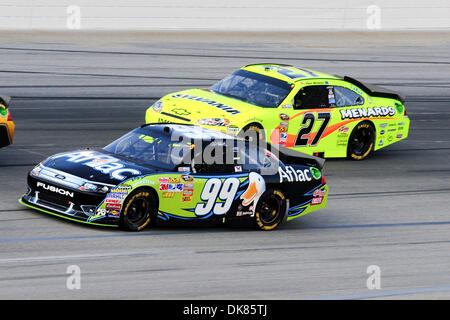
[14,148,47,157]
[0,249,189,265]
[317,284,450,300]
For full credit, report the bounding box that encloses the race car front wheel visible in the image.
[120,189,157,231]
[239,124,265,145]
[255,189,287,231]
[347,122,375,161]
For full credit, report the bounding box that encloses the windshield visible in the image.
[210,69,292,108]
[103,127,190,169]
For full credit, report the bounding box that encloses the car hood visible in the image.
[159,88,257,122]
[41,149,160,185]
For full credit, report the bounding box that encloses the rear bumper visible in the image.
[0,121,14,148]
[286,184,328,221]
[374,116,410,151]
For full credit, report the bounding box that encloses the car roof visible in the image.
[241,63,340,83]
[142,123,239,141]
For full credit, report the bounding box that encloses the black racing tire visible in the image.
[238,123,265,145]
[347,121,375,161]
[254,189,287,231]
[120,189,157,231]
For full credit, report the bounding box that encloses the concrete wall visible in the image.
[1,0,450,31]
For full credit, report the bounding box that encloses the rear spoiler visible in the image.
[269,143,325,169]
[344,76,405,103]
[0,96,11,108]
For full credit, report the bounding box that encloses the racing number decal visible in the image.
[295,112,331,146]
[195,178,240,216]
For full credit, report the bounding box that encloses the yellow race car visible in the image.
[146,64,410,160]
[0,96,15,148]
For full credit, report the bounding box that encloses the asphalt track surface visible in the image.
[1,32,450,299]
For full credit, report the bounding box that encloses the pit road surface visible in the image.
[1,32,450,299]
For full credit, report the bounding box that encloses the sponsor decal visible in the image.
[111,186,131,193]
[380,130,385,135]
[227,125,240,134]
[184,183,194,189]
[181,175,194,182]
[171,108,191,116]
[108,210,120,217]
[198,118,230,126]
[340,107,395,120]
[105,192,127,200]
[182,181,194,200]
[339,126,349,133]
[387,135,394,142]
[311,189,325,205]
[90,207,120,222]
[171,93,240,115]
[91,207,120,221]
[279,121,289,133]
[234,165,242,173]
[379,123,388,128]
[106,203,122,211]
[236,205,254,217]
[51,151,141,180]
[282,104,292,109]
[279,113,290,121]
[396,134,403,139]
[104,191,125,212]
[178,166,190,172]
[378,140,384,146]
[168,177,181,183]
[158,118,171,124]
[95,208,108,217]
[36,182,74,198]
[240,172,266,215]
[162,183,184,192]
[279,127,288,133]
[278,166,320,183]
[310,167,322,180]
[162,192,175,198]
[105,198,121,205]
[160,183,168,191]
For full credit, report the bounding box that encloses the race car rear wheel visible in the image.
[254,189,287,231]
[120,189,157,231]
[347,122,375,161]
